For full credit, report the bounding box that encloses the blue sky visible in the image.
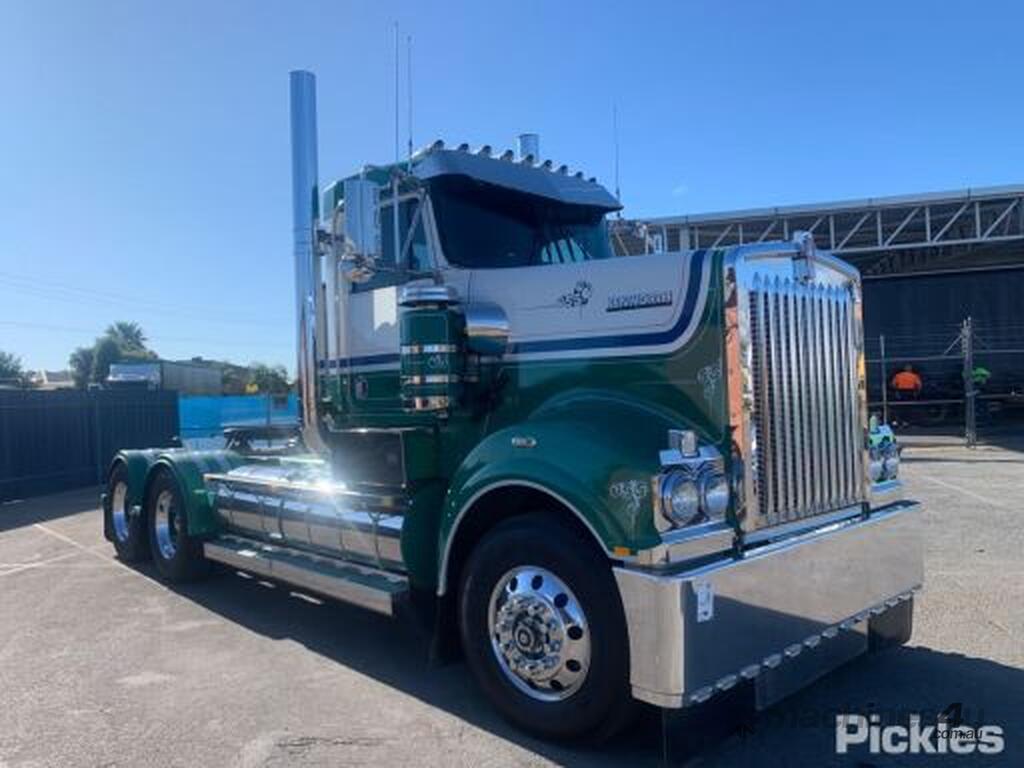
[2,1,1021,373]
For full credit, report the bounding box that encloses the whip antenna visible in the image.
[613,102,621,206]
[407,35,413,166]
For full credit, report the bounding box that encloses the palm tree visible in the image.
[104,321,148,352]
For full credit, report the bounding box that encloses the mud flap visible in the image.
[661,681,756,765]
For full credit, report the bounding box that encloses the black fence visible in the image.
[0,389,179,502]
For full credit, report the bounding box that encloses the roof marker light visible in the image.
[476,144,492,156]
[499,149,515,161]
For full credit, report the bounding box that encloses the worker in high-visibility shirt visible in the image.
[891,364,923,399]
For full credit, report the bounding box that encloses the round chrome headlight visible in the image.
[882,443,900,479]
[661,471,701,526]
[699,472,730,520]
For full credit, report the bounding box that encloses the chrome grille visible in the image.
[745,274,864,525]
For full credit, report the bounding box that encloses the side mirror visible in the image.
[464,302,510,357]
[339,178,380,283]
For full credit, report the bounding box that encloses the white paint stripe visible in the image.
[918,474,1009,509]
[0,550,81,577]
[32,522,149,580]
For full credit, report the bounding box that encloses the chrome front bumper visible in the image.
[613,502,922,709]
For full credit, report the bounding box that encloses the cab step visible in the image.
[204,534,408,617]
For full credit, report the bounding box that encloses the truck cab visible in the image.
[101,70,922,742]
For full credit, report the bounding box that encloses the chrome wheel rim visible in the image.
[487,565,591,702]
[111,481,130,543]
[153,489,178,560]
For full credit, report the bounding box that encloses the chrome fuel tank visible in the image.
[206,462,406,570]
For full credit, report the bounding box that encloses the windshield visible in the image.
[428,175,614,268]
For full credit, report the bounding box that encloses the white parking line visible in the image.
[918,474,1009,509]
[31,522,149,580]
[0,550,81,577]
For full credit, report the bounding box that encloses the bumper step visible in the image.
[204,535,408,617]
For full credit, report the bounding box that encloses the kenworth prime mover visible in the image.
[102,71,921,741]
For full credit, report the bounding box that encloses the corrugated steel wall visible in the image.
[0,389,179,502]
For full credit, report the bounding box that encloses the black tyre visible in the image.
[146,468,209,583]
[105,463,150,562]
[869,597,914,652]
[458,514,635,741]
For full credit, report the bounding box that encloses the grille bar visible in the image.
[747,275,863,526]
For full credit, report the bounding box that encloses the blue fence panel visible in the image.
[179,394,298,449]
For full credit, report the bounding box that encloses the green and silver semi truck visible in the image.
[102,70,921,741]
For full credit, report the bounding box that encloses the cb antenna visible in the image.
[613,102,621,209]
[406,34,413,166]
[393,22,400,164]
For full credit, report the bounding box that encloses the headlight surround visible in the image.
[654,430,731,531]
[869,440,900,482]
[658,467,730,529]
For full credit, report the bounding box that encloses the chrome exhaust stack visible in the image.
[289,70,328,455]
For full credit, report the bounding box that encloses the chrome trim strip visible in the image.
[436,479,620,596]
[401,374,461,385]
[742,504,863,547]
[400,344,459,355]
[204,472,406,510]
[406,396,451,411]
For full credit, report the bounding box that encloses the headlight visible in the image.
[660,471,701,526]
[700,472,730,520]
[882,443,900,479]
[869,458,884,482]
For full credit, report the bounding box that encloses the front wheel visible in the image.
[458,514,634,741]
[146,468,209,583]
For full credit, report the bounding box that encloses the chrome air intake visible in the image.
[290,70,328,454]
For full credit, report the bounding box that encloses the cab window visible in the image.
[428,175,613,269]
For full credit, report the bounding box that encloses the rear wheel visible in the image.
[106,464,150,562]
[458,514,634,741]
[147,468,209,582]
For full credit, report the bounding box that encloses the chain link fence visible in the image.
[865,318,1024,447]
